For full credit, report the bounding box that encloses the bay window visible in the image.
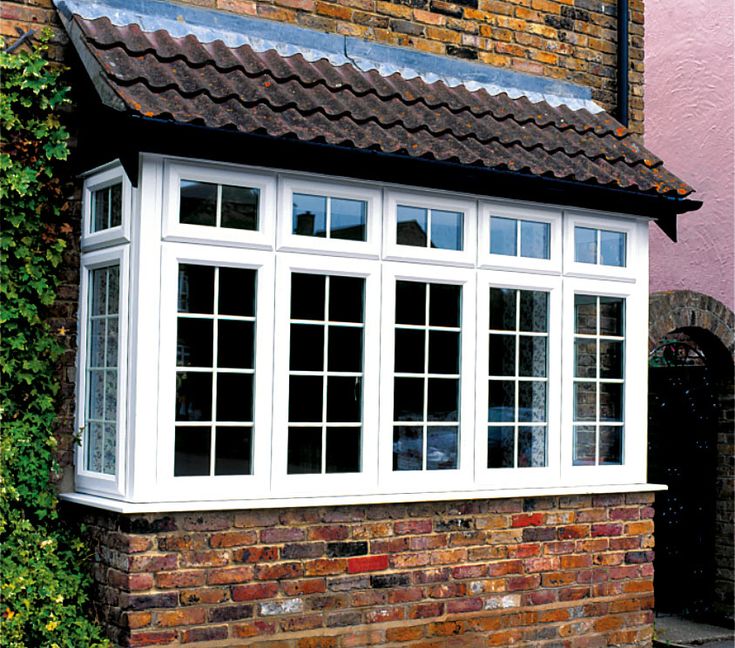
[72,156,650,508]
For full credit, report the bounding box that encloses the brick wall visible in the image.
[71,493,657,647]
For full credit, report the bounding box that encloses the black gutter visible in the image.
[617,0,629,126]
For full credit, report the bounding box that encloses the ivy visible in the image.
[0,32,109,647]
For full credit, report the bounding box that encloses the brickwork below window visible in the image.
[67,493,657,647]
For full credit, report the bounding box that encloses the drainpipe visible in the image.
[617,0,629,126]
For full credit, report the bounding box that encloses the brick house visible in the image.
[2,0,704,645]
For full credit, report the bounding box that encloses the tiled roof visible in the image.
[59,11,694,199]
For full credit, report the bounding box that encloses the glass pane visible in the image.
[573,382,596,422]
[175,372,212,421]
[89,318,106,368]
[599,297,624,336]
[106,317,119,361]
[91,268,108,316]
[218,320,254,369]
[328,326,362,372]
[103,422,116,475]
[291,273,325,321]
[289,376,323,422]
[518,426,546,468]
[599,426,623,465]
[86,421,103,472]
[599,382,623,422]
[178,265,214,314]
[427,378,458,422]
[489,334,515,377]
[487,426,514,468]
[87,370,105,420]
[488,380,514,422]
[427,426,458,470]
[395,281,426,326]
[574,339,597,378]
[109,183,122,228]
[520,220,549,259]
[215,426,252,475]
[573,426,596,466]
[397,205,428,247]
[518,381,546,422]
[174,427,211,476]
[430,209,463,250]
[394,329,425,374]
[329,276,364,323]
[293,193,327,237]
[574,226,597,264]
[326,427,361,473]
[104,371,118,420]
[217,373,253,421]
[393,426,423,471]
[600,230,625,267]
[490,288,516,331]
[429,283,460,328]
[519,290,548,333]
[428,331,459,374]
[180,180,217,226]
[331,198,367,241]
[393,377,424,421]
[327,376,361,422]
[574,295,597,334]
[219,267,256,317]
[221,185,259,231]
[177,318,213,367]
[288,427,322,474]
[92,186,109,232]
[290,324,324,371]
[599,340,623,379]
[519,336,547,378]
[490,216,517,256]
[107,266,120,315]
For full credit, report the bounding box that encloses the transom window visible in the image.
[397,205,463,250]
[91,183,122,233]
[180,180,259,231]
[490,216,550,259]
[292,193,367,241]
[574,226,626,267]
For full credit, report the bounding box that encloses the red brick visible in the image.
[180,625,228,643]
[507,575,541,591]
[452,564,486,579]
[124,612,153,629]
[179,588,228,605]
[279,613,324,632]
[507,543,541,558]
[408,602,444,619]
[511,513,545,527]
[206,566,255,585]
[305,558,348,576]
[209,530,258,548]
[128,630,177,646]
[260,527,305,543]
[232,582,279,601]
[309,525,351,541]
[282,578,327,596]
[394,519,433,535]
[487,560,523,576]
[446,597,483,613]
[609,507,640,521]
[155,571,206,589]
[155,608,206,627]
[232,546,280,563]
[559,524,589,539]
[386,625,424,642]
[365,607,404,623]
[255,562,304,580]
[347,555,389,573]
[232,620,276,638]
[592,523,623,537]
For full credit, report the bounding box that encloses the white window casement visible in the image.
[69,155,656,511]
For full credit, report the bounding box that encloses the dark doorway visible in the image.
[648,328,730,620]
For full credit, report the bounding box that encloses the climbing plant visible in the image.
[0,31,108,647]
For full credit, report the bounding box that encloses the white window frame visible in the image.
[162,159,276,250]
[75,245,129,497]
[475,270,562,489]
[383,189,477,266]
[271,253,381,497]
[277,176,382,258]
[560,276,648,486]
[81,162,132,250]
[478,200,562,274]
[379,262,476,493]
[155,243,275,502]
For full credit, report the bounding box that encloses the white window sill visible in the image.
[59,483,667,514]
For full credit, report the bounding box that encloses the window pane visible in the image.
[488,426,514,468]
[430,209,463,250]
[599,382,623,421]
[87,370,105,420]
[600,230,625,267]
[328,326,362,372]
[396,281,426,326]
[429,284,460,328]
[109,183,122,228]
[89,318,107,368]
[177,318,213,367]
[215,426,252,475]
[217,373,253,421]
[326,427,361,473]
[599,297,624,336]
[393,426,423,470]
[520,220,549,259]
[574,295,597,334]
[427,378,458,421]
[328,276,364,323]
[488,380,514,422]
[180,180,217,226]
[217,320,254,369]
[291,273,325,321]
[428,331,459,374]
[519,336,547,378]
[288,376,323,422]
[394,377,424,421]
[331,198,367,241]
[573,382,596,422]
[599,426,622,465]
[103,422,116,475]
[395,329,425,373]
[104,372,118,421]
[574,226,597,264]
[574,339,597,378]
[397,205,428,247]
[106,318,119,360]
[178,265,214,314]
[490,216,517,256]
[518,381,546,422]
[599,340,623,379]
[86,421,104,473]
[327,377,361,422]
[91,267,108,316]
[573,426,596,466]
[519,291,548,333]
[175,372,212,421]
[293,193,327,237]
[489,334,515,377]
[490,288,516,331]
[174,427,211,476]
[92,186,109,232]
[518,426,546,468]
[219,267,256,317]
[290,324,324,371]
[288,427,322,474]
[427,426,458,470]
[221,185,259,231]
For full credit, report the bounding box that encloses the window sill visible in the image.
[60,483,667,514]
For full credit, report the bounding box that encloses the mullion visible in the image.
[422,283,430,469]
[426,210,433,249]
[321,277,331,474]
[594,296,601,465]
[325,197,332,240]
[209,267,220,476]
[215,184,222,228]
[513,289,521,467]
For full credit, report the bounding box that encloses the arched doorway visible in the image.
[648,292,734,624]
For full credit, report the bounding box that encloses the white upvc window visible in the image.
[81,162,132,250]
[71,155,653,510]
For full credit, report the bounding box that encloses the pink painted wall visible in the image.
[645,0,734,311]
